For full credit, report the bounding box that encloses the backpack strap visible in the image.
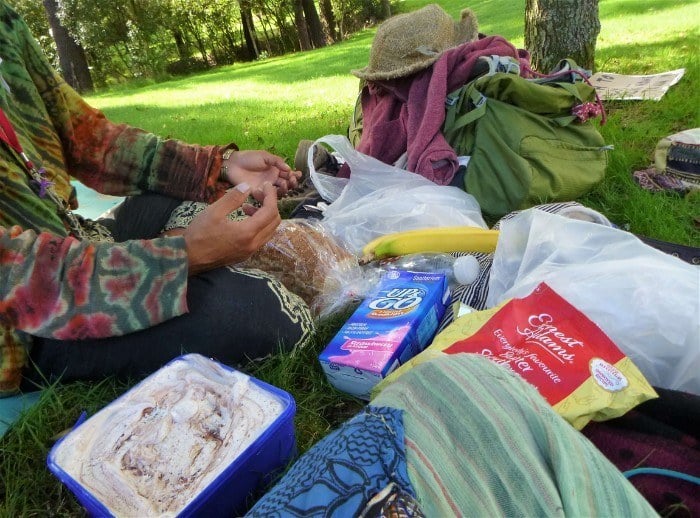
[522,59,607,124]
[444,84,487,146]
[444,54,521,142]
[555,81,586,102]
[443,55,600,146]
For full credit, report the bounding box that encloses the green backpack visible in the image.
[443,57,610,217]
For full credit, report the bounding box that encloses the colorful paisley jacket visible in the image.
[0,3,233,395]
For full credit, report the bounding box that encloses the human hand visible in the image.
[182,181,281,275]
[222,150,302,197]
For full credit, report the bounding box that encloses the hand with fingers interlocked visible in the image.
[220,149,302,198]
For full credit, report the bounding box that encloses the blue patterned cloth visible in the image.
[246,406,413,517]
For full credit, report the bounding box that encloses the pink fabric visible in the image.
[354,36,529,184]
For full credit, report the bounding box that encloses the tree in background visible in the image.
[380,0,391,19]
[42,0,93,92]
[292,0,313,51]
[239,0,260,59]
[57,0,163,85]
[7,0,56,68]
[319,0,338,42]
[301,0,327,48]
[13,0,390,85]
[9,0,94,92]
[524,0,600,72]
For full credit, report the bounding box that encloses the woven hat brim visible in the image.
[351,55,441,81]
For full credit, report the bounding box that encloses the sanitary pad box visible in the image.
[319,270,450,399]
[47,353,296,517]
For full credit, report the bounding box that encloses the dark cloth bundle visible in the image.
[583,387,700,516]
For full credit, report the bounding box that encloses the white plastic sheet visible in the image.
[487,208,700,395]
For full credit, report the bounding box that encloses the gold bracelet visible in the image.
[219,148,236,182]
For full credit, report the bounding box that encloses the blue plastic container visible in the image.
[47,354,296,517]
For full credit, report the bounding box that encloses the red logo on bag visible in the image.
[444,283,625,405]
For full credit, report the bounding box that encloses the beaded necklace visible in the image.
[0,106,102,240]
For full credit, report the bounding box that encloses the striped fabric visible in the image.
[437,201,587,333]
[373,354,658,517]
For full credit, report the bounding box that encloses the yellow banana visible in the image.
[362,226,500,261]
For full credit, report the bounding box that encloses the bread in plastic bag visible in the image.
[308,135,488,255]
[236,219,363,320]
[486,208,700,395]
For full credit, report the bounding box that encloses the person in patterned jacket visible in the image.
[0,2,314,396]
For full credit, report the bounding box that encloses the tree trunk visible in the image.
[238,0,260,60]
[184,17,210,65]
[380,0,391,20]
[42,0,94,93]
[524,0,600,73]
[258,16,274,54]
[319,0,338,42]
[301,0,327,48]
[171,29,190,61]
[293,0,312,51]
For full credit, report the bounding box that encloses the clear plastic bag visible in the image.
[235,219,364,320]
[362,252,481,290]
[487,208,700,395]
[308,135,488,255]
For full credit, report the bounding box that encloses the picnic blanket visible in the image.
[0,390,41,438]
[583,387,700,516]
[247,354,657,516]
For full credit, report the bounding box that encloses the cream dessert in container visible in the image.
[47,353,296,517]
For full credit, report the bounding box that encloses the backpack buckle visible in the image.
[491,55,520,75]
[473,92,487,108]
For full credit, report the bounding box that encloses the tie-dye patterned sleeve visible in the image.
[18,13,231,203]
[0,226,190,339]
[0,4,218,394]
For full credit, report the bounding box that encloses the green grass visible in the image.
[2,0,699,515]
[84,0,699,244]
[84,31,374,156]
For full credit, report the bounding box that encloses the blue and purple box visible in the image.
[319,270,450,399]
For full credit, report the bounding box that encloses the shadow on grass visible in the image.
[599,0,688,17]
[596,34,700,73]
[90,32,375,100]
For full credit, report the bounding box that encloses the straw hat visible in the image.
[352,4,479,81]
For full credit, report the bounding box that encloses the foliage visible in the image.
[13,0,391,86]
[331,0,388,34]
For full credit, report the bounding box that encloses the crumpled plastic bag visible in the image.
[486,208,700,395]
[308,135,487,255]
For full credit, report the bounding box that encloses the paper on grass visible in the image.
[589,69,685,101]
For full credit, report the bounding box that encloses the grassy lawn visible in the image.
[2,0,699,515]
